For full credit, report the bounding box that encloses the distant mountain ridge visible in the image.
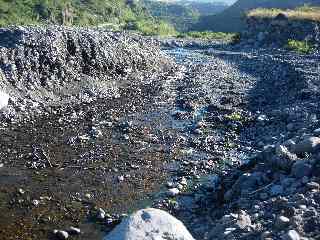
[194,0,320,32]
[142,0,229,31]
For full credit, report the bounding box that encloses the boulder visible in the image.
[291,161,312,179]
[0,91,9,110]
[281,230,300,240]
[292,137,320,154]
[103,208,195,240]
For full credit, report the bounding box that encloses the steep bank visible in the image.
[242,13,320,48]
[0,26,174,121]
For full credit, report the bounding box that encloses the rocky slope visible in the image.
[1,26,320,240]
[242,14,320,48]
[0,26,173,121]
[147,47,320,240]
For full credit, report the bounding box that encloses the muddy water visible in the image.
[0,47,210,240]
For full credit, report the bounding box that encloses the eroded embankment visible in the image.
[0,26,174,120]
[243,14,320,48]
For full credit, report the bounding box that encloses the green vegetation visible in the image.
[0,0,182,36]
[177,31,237,41]
[247,5,320,22]
[194,0,320,33]
[130,19,178,36]
[0,0,141,27]
[286,39,314,54]
[142,0,199,32]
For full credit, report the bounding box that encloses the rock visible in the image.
[257,114,268,122]
[0,91,9,110]
[293,137,320,154]
[257,32,265,42]
[167,188,180,197]
[68,227,81,235]
[286,123,295,131]
[313,128,320,136]
[260,145,296,171]
[281,177,295,187]
[53,230,69,240]
[104,208,195,240]
[32,199,40,207]
[306,181,320,189]
[117,175,125,182]
[261,231,272,239]
[270,185,283,196]
[291,161,312,179]
[283,139,296,152]
[260,192,269,200]
[276,215,290,229]
[224,189,234,202]
[235,210,251,229]
[282,230,300,240]
[97,208,106,220]
[275,145,297,160]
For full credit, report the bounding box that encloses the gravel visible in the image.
[1,26,320,240]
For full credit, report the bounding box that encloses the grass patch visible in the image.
[128,19,178,36]
[286,39,314,54]
[246,5,320,22]
[177,31,237,41]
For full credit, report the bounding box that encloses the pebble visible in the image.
[301,176,309,184]
[261,231,272,239]
[291,162,312,179]
[32,199,40,207]
[117,176,124,182]
[260,192,269,200]
[306,181,320,189]
[270,185,284,196]
[97,208,106,220]
[68,227,81,235]
[18,188,25,195]
[276,215,290,229]
[293,136,320,154]
[53,230,69,240]
[167,188,180,197]
[282,230,300,240]
[313,128,320,135]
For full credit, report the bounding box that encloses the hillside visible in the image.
[193,0,320,32]
[186,1,228,16]
[141,0,229,31]
[141,0,199,31]
[0,0,147,28]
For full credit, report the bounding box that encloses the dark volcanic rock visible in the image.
[0,26,174,119]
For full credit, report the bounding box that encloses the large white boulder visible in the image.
[103,208,195,240]
[0,91,9,110]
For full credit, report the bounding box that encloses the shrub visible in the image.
[180,31,237,41]
[128,19,177,36]
[286,39,314,54]
[246,5,320,22]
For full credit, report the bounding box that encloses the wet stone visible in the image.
[53,230,69,240]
